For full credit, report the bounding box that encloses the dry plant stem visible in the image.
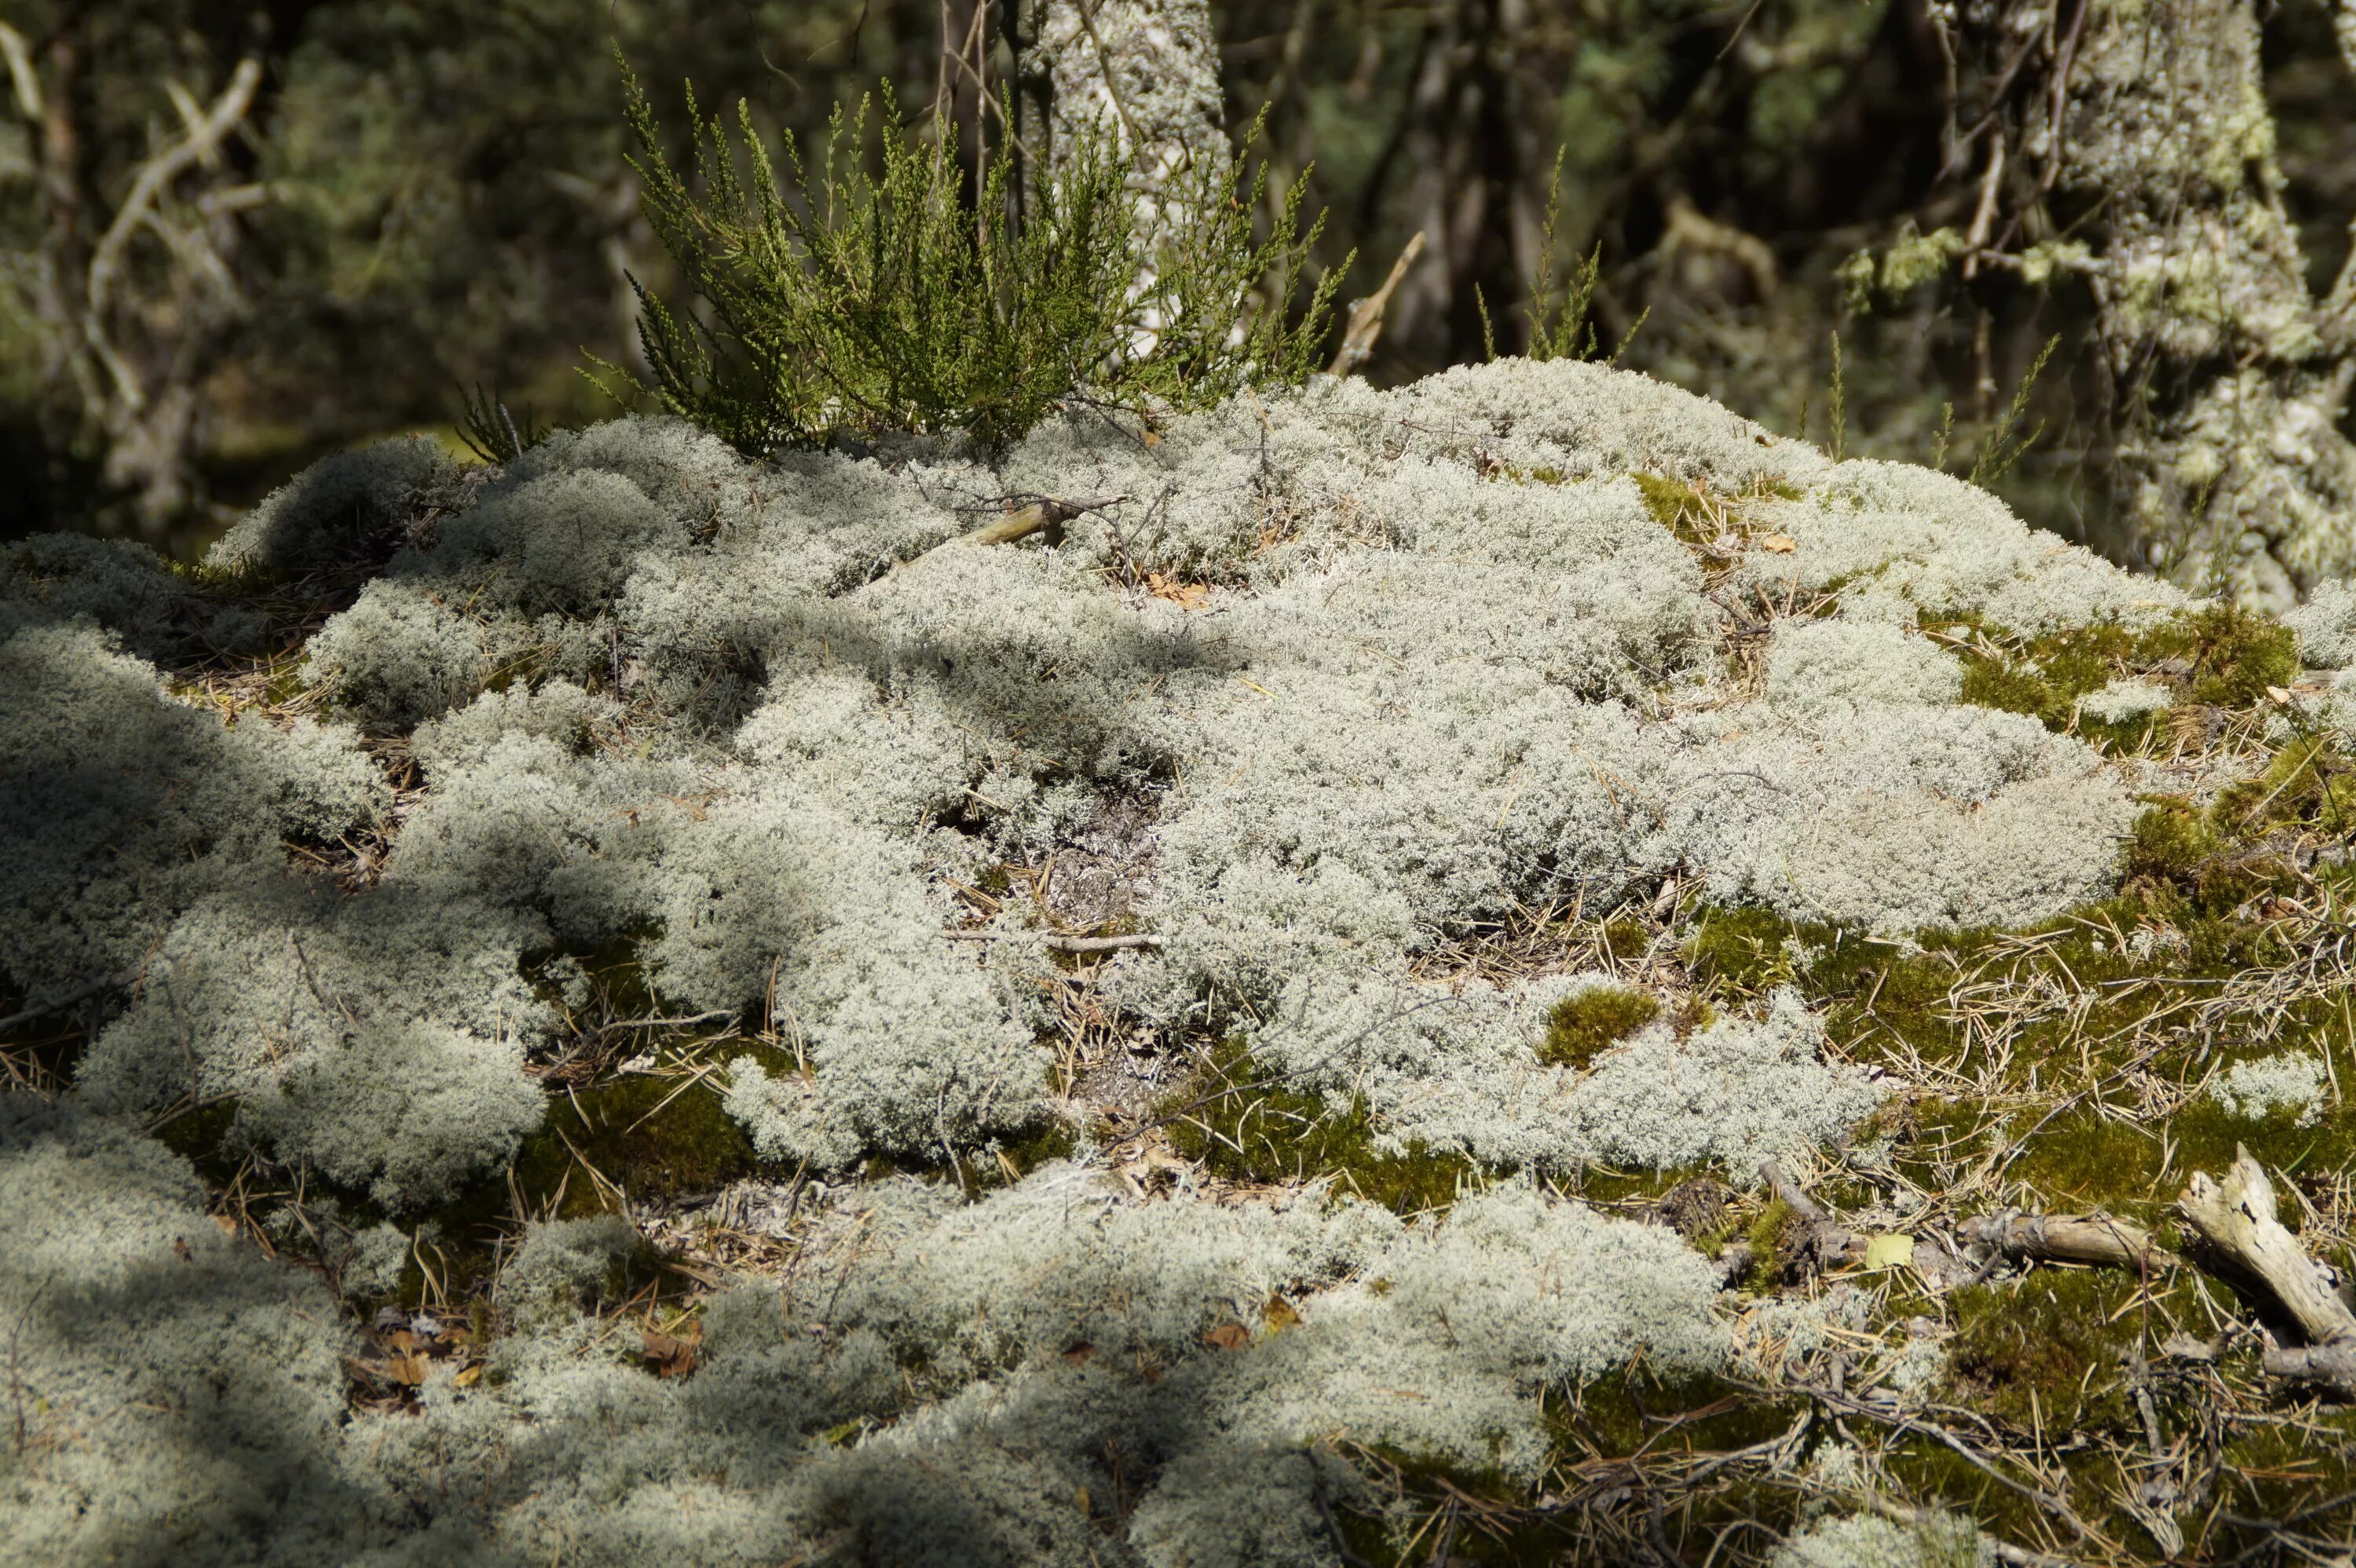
[2179,1146,2356,1396]
[1957,1211,2164,1272]
[1326,228,1426,376]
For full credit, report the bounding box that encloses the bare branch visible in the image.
[86,55,265,320]
[2180,1146,2356,1396]
[1957,1209,2164,1272]
[0,23,38,123]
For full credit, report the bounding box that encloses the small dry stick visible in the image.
[942,930,1163,955]
[1758,1159,1864,1273]
[1326,230,1427,377]
[2179,1145,2356,1397]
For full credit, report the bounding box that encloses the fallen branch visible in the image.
[1957,1210,2164,1273]
[1758,1160,1864,1274]
[2179,1145,2356,1398]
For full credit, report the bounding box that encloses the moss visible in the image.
[1947,1268,2138,1434]
[2124,798,2219,886]
[1687,905,1798,992]
[1162,1039,1480,1213]
[2011,1100,2356,1216]
[1600,918,1652,963]
[1632,472,1708,545]
[1538,985,1660,1069]
[1743,1197,1795,1289]
[2216,1413,2356,1546]
[512,1073,756,1220]
[153,1098,247,1188]
[1562,1365,1801,1458]
[2160,604,2299,709]
[1924,604,2299,754]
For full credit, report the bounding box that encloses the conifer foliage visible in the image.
[598,52,1347,454]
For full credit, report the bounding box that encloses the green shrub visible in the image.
[598,53,1348,454]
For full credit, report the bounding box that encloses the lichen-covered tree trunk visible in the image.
[1012,0,1232,349]
[1975,0,2356,606]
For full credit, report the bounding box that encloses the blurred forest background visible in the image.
[3,0,2353,577]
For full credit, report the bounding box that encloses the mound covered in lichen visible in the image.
[6,358,2353,1565]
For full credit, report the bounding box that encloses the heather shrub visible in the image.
[600,57,1345,454]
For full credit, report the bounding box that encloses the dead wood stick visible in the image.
[1958,1210,2164,1272]
[2180,1146,2356,1396]
[941,930,1164,954]
[1326,230,1426,377]
[957,493,1127,548]
[2264,1343,2356,1392]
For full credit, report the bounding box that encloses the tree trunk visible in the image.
[1014,0,1231,351]
[1956,0,2356,606]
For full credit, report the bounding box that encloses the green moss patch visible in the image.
[514,1073,757,1221]
[1538,985,1661,1069]
[1948,1268,2138,1432]
[1162,1040,1480,1213]
[1924,604,2299,753]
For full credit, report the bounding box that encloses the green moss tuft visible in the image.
[1687,905,1796,992]
[1947,1268,2137,1433]
[1743,1198,1795,1289]
[513,1074,756,1220]
[1632,472,1708,544]
[1925,604,2299,755]
[1162,1039,1480,1213]
[1538,985,1661,1070]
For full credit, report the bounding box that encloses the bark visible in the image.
[1956,1209,2164,1272]
[1959,0,2356,605]
[1015,0,1231,351]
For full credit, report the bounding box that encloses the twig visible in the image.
[942,930,1165,954]
[0,968,141,1035]
[953,492,1129,549]
[1759,1159,1864,1273]
[1957,1209,2164,1272]
[1326,230,1426,377]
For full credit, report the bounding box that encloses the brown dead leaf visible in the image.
[453,1364,483,1388]
[1201,1322,1250,1351]
[390,1330,418,1354]
[384,1352,429,1387]
[212,1214,238,1235]
[641,1322,703,1379]
[1262,1296,1302,1334]
[1063,1342,1096,1367]
[1759,534,1797,554]
[1144,572,1211,611]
